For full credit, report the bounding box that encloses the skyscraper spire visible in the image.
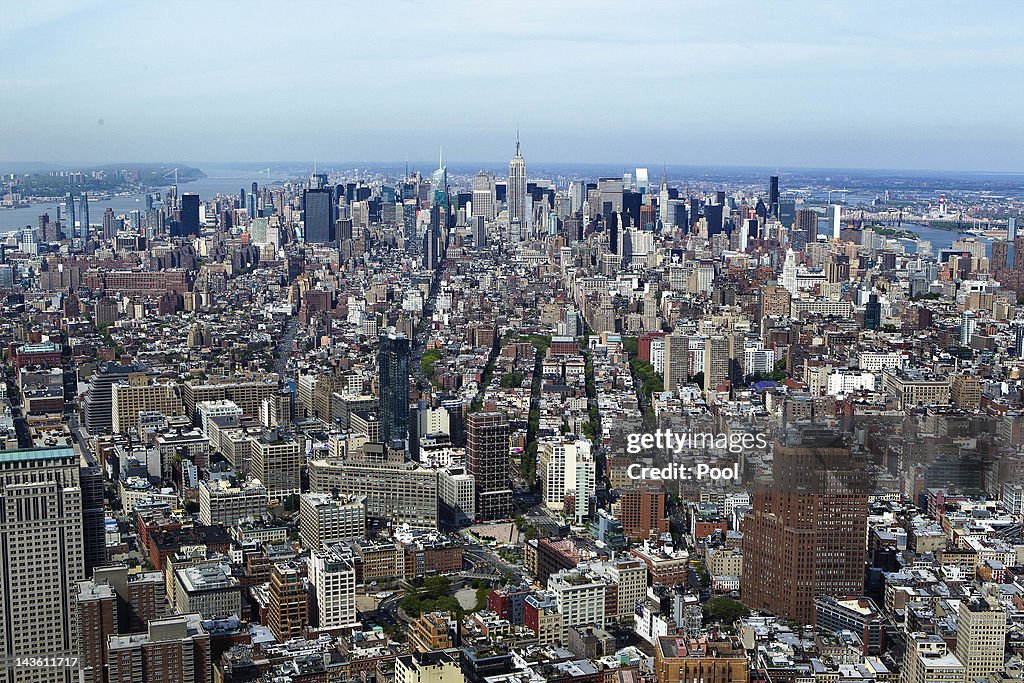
[515,126,520,156]
[439,145,443,170]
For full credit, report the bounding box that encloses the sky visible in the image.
[2,0,1023,172]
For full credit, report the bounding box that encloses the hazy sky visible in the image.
[3,0,1023,171]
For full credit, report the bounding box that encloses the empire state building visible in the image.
[507,135,527,238]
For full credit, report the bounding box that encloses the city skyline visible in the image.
[3,1,1024,172]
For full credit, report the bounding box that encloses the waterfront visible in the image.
[0,171,288,233]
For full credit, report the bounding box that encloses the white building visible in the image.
[308,546,357,629]
[539,437,596,524]
[299,493,367,551]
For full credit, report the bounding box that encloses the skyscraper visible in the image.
[472,172,496,221]
[864,294,881,330]
[954,587,1006,683]
[795,208,817,248]
[466,411,512,521]
[830,204,842,240]
[64,192,76,238]
[378,332,410,450]
[508,135,527,235]
[769,175,780,218]
[303,187,336,244]
[78,192,90,240]
[0,447,85,682]
[741,428,869,625]
[179,193,201,237]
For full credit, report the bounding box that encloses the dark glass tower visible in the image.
[378,332,410,450]
[179,193,200,236]
[864,294,881,330]
[303,187,336,243]
[78,192,90,240]
[769,175,780,217]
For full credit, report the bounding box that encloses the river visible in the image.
[0,170,289,233]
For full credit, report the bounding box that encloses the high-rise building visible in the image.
[769,175,780,218]
[741,429,869,625]
[864,294,882,330]
[472,172,495,221]
[64,191,76,238]
[179,193,201,237]
[394,651,463,683]
[508,136,527,235]
[268,563,308,642]
[299,493,367,550]
[619,487,670,542]
[1008,216,1017,241]
[0,447,85,683]
[830,204,842,240]
[663,334,690,392]
[703,335,734,393]
[378,332,410,450]
[308,547,357,629]
[107,614,211,683]
[303,186,336,243]
[538,437,595,525]
[901,633,965,683]
[795,208,817,247]
[466,411,512,521]
[79,192,90,240]
[250,432,302,498]
[992,240,1010,271]
[954,587,1007,682]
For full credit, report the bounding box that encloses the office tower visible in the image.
[830,204,842,239]
[1008,217,1017,240]
[303,186,336,243]
[472,172,496,220]
[268,563,308,642]
[538,437,595,524]
[606,211,619,256]
[769,175,780,218]
[102,207,117,239]
[423,206,442,270]
[950,585,1007,679]
[663,333,689,392]
[466,411,512,521]
[175,192,200,237]
[378,332,410,450]
[0,447,85,683]
[251,432,302,497]
[85,363,146,435]
[299,493,367,550]
[1015,322,1024,360]
[864,294,881,330]
[508,135,527,234]
[79,192,90,240]
[473,215,486,250]
[954,587,1007,682]
[702,335,733,393]
[901,634,965,683]
[81,460,108,574]
[307,547,357,629]
[778,198,796,228]
[658,175,671,227]
[741,429,869,625]
[569,180,586,214]
[960,311,977,346]
[197,478,269,526]
[107,614,211,683]
[992,240,1010,271]
[619,487,670,542]
[65,191,76,237]
[795,208,817,247]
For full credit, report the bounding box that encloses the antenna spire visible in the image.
[515,126,520,155]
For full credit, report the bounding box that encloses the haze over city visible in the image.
[3,0,1024,171]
